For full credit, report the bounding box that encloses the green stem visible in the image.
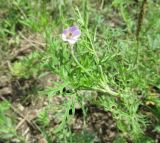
[86,30,105,80]
[70,45,92,78]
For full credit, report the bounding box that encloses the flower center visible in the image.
[66,32,73,39]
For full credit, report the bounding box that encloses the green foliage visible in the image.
[99,91,147,142]
[11,51,44,78]
[37,107,50,127]
[56,129,99,143]
[0,101,17,140]
[1,0,159,142]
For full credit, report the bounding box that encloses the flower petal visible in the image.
[69,26,78,32]
[72,30,81,38]
[61,33,67,41]
[63,29,69,34]
[67,38,78,44]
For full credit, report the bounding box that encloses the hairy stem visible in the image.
[136,0,147,41]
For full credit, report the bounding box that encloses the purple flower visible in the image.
[61,25,81,44]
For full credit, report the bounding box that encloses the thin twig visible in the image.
[100,0,104,10]
[19,32,46,47]
[16,118,26,130]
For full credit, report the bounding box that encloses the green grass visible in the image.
[0,0,160,143]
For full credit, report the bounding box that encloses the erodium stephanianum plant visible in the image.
[61,25,117,96]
